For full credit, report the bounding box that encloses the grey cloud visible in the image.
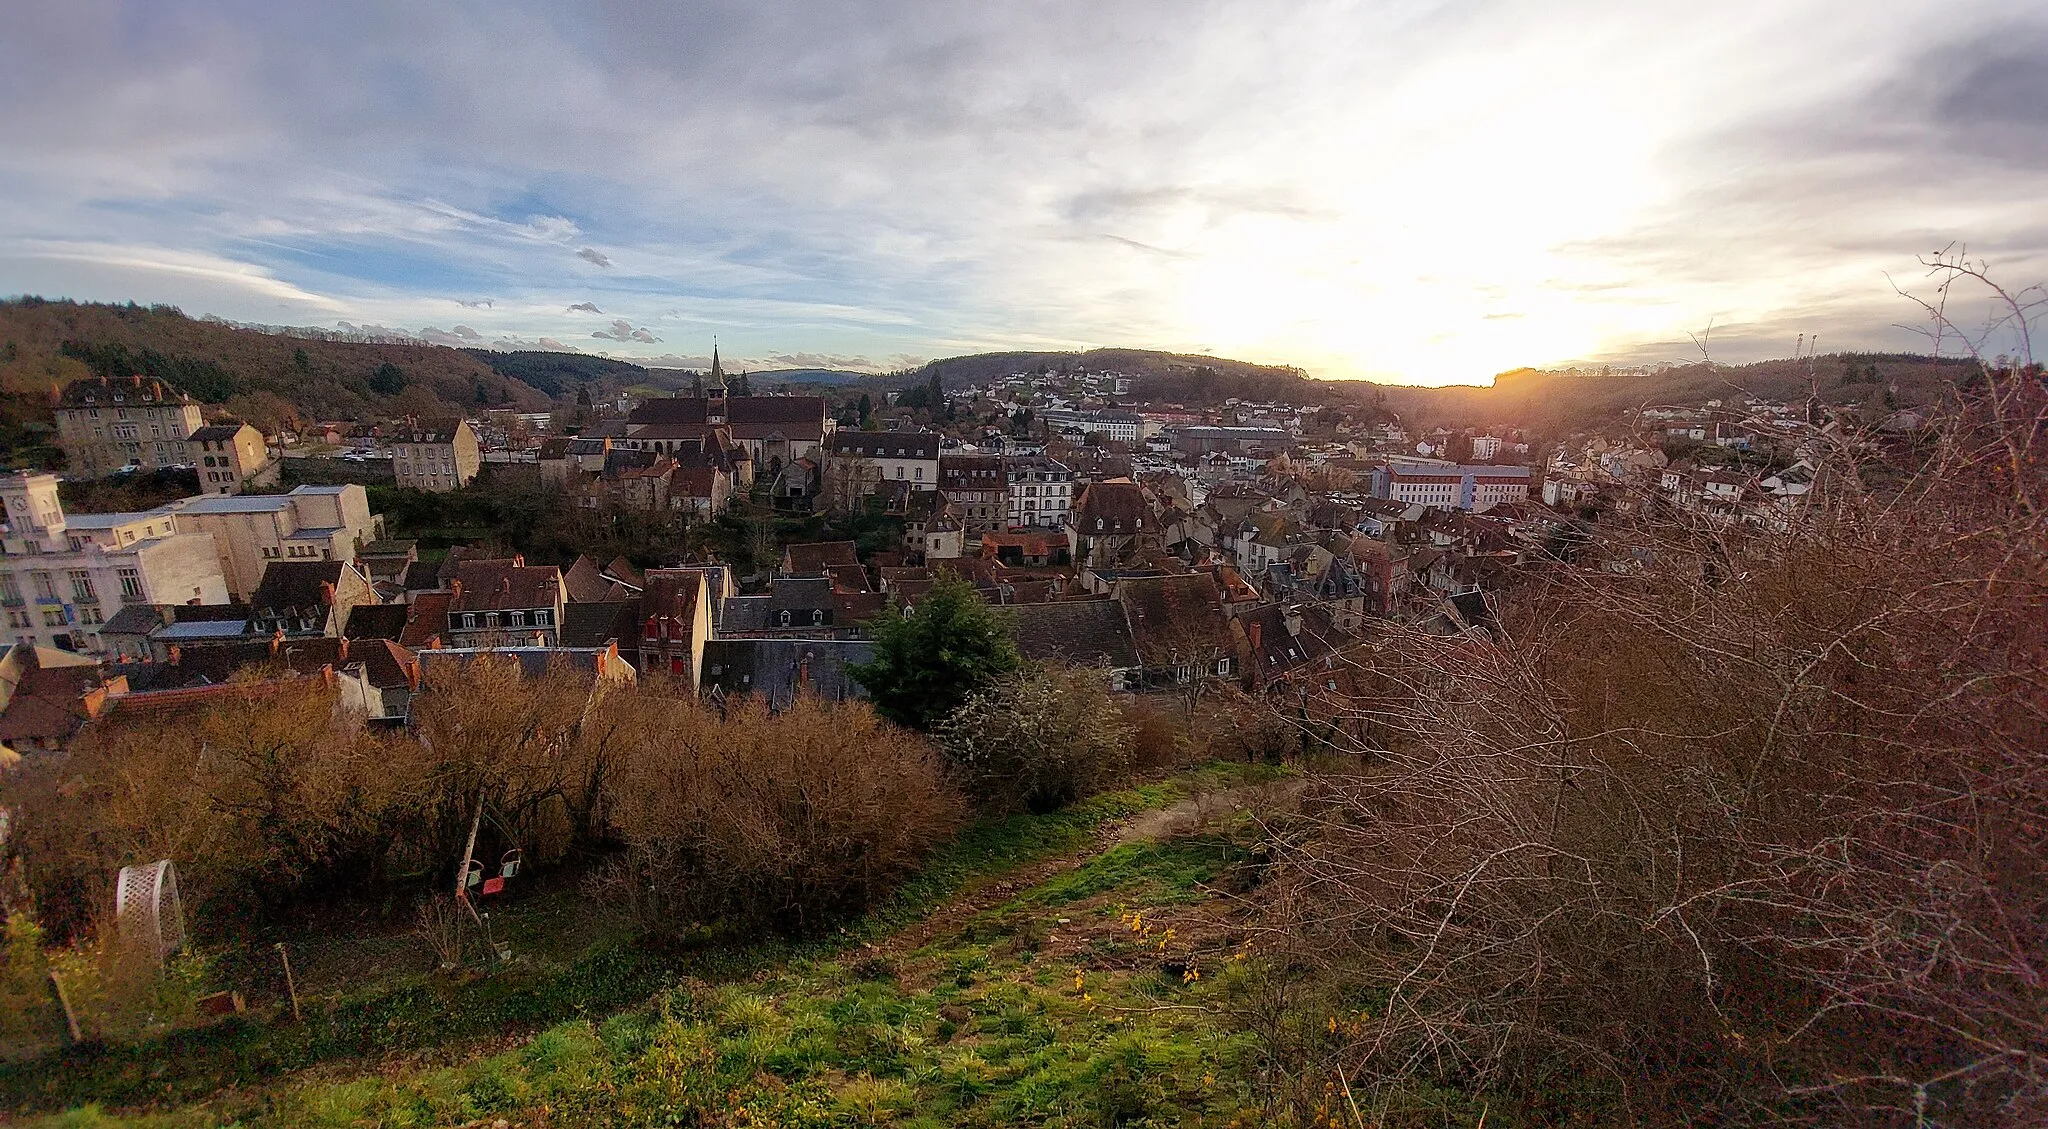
[456,298,493,308]
[591,318,660,343]
[537,337,569,349]
[577,248,613,268]
[567,301,602,313]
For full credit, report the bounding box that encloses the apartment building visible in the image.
[190,423,277,494]
[0,474,230,654]
[54,375,206,474]
[1004,455,1073,528]
[1374,459,1531,511]
[937,454,1007,534]
[160,485,381,599]
[391,420,481,491]
[826,431,941,490]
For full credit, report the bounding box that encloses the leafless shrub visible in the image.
[413,894,468,970]
[602,692,964,933]
[1258,259,2047,1125]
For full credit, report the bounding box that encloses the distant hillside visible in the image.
[1375,354,1979,431]
[751,368,870,387]
[906,345,1978,432]
[0,299,555,439]
[463,349,650,399]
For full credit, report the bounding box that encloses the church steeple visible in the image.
[708,343,726,392]
[705,340,727,424]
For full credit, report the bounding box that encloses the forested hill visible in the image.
[912,346,1978,430]
[0,299,557,435]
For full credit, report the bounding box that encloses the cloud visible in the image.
[566,301,602,313]
[591,318,659,343]
[3,2,2045,382]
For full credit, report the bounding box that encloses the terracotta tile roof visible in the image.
[400,592,453,647]
[782,541,861,575]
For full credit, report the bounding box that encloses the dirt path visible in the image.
[868,776,1303,961]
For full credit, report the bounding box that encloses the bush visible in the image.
[938,665,1133,813]
[601,693,964,933]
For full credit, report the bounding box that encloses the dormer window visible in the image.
[1096,519,1104,531]
[812,609,825,626]
[778,610,792,627]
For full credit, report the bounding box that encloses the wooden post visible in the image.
[275,942,301,1023]
[49,969,82,1044]
[455,786,485,901]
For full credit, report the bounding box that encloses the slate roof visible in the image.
[250,561,347,615]
[700,639,873,706]
[343,603,409,641]
[1074,481,1150,533]
[1010,600,1138,668]
[828,431,940,460]
[449,559,562,613]
[560,598,643,651]
[562,555,614,603]
[1118,574,1235,659]
[188,423,252,443]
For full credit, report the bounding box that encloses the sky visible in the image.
[2,0,2045,384]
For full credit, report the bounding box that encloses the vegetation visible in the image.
[940,665,1134,813]
[850,574,1022,730]
[1252,346,2047,1117]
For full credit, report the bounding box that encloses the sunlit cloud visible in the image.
[1,1,2043,384]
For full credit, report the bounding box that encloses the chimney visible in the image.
[451,578,463,599]
[1248,622,1262,654]
[1283,606,1303,637]
[512,554,524,568]
[271,628,285,656]
[320,580,336,606]
[337,637,349,661]
[168,644,182,665]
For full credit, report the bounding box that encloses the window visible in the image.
[30,571,56,600]
[1216,657,1232,675]
[778,610,792,627]
[812,609,825,626]
[534,609,552,627]
[508,610,525,627]
[0,574,16,603]
[69,571,96,603]
[42,608,66,627]
[485,613,500,628]
[462,613,477,629]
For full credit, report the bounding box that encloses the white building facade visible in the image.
[0,474,230,654]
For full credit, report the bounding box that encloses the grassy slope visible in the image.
[11,764,1301,1127]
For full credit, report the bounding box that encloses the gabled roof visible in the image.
[449,559,562,613]
[189,423,254,442]
[782,541,861,576]
[563,555,614,603]
[1074,480,1150,533]
[399,592,453,647]
[1118,574,1235,658]
[343,603,409,641]
[251,561,349,615]
[560,598,643,650]
[1010,600,1138,668]
[700,639,873,706]
[829,431,940,460]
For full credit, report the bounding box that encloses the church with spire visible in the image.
[619,342,833,482]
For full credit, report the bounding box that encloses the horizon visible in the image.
[3,2,2045,385]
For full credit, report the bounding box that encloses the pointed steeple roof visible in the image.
[708,343,726,392]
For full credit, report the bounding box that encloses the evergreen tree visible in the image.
[370,362,407,397]
[849,574,1021,730]
[858,392,872,426]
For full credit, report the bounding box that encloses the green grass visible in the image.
[3,761,1290,1121]
[41,796,1272,1127]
